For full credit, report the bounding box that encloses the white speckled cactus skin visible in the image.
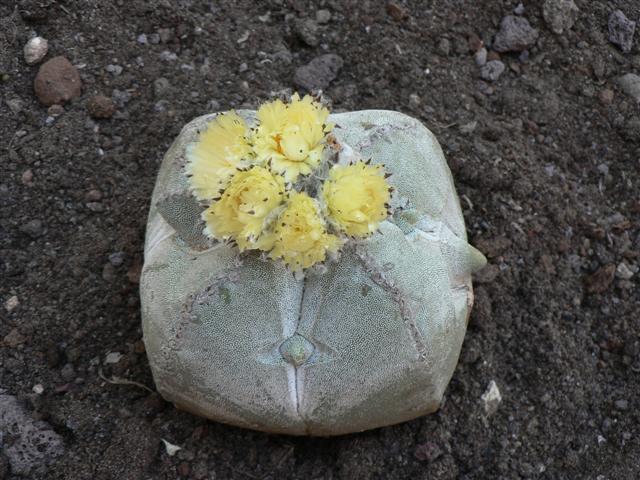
[140,110,486,436]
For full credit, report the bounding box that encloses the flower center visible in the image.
[272,133,284,155]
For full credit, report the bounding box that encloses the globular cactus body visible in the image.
[141,110,485,436]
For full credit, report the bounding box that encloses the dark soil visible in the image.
[1,0,639,478]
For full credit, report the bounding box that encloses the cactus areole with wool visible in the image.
[140,94,486,436]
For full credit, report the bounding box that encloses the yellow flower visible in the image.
[264,191,342,271]
[253,93,333,183]
[322,161,391,237]
[186,112,253,200]
[202,166,285,250]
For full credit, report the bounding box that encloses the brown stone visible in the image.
[468,33,484,52]
[3,328,27,347]
[34,56,82,106]
[487,50,501,62]
[599,89,614,105]
[87,94,116,119]
[386,2,408,21]
[47,104,64,116]
[585,264,616,294]
[127,261,142,284]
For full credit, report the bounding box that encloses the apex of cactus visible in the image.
[184,94,392,273]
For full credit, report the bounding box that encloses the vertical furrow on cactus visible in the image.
[353,242,428,363]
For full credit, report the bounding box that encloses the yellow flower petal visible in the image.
[265,191,342,270]
[253,94,332,182]
[202,166,286,250]
[186,112,252,200]
[322,161,391,237]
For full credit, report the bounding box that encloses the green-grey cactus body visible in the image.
[141,110,486,436]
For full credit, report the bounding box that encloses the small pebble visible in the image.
[293,54,343,91]
[487,50,501,61]
[6,97,24,114]
[137,33,148,44]
[161,439,182,456]
[106,64,123,76]
[316,9,331,24]
[154,100,169,112]
[158,28,174,43]
[408,93,421,109]
[4,295,19,313]
[109,251,125,266]
[481,60,505,81]
[34,56,82,106]
[86,202,105,212]
[23,36,48,65]
[386,2,408,21]
[475,47,488,66]
[617,73,640,102]
[160,50,177,62]
[87,95,116,119]
[21,169,34,185]
[437,38,451,56]
[85,189,102,201]
[542,0,579,35]
[111,89,131,107]
[295,18,319,47]
[493,15,539,52]
[20,219,44,238]
[3,328,26,347]
[104,351,123,364]
[32,384,44,395]
[599,89,614,105]
[414,442,444,463]
[481,380,502,416]
[154,77,171,98]
[609,10,636,53]
[616,262,634,280]
[47,104,64,116]
[468,33,483,52]
[134,340,146,354]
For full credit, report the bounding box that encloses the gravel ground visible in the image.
[1,0,639,479]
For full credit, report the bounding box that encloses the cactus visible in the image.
[140,109,486,436]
